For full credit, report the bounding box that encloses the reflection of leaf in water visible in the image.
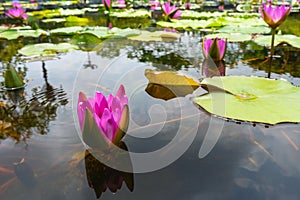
[145,70,200,100]
[193,76,300,124]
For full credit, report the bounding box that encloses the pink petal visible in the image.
[217,39,226,60]
[116,84,128,107]
[172,10,182,19]
[100,108,118,141]
[203,38,213,58]
[94,92,108,118]
[77,92,93,130]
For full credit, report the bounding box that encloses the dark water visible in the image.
[0,29,300,200]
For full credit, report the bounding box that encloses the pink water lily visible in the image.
[260,3,291,29]
[202,38,226,61]
[102,0,112,11]
[77,85,129,144]
[150,1,160,10]
[162,2,182,20]
[5,2,27,20]
[118,0,126,8]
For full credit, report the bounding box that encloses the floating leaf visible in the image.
[180,10,226,19]
[254,34,300,48]
[145,69,200,100]
[157,18,226,30]
[216,25,270,34]
[110,9,151,18]
[193,76,300,124]
[128,30,180,42]
[42,18,66,23]
[18,43,78,57]
[205,33,252,42]
[0,29,48,40]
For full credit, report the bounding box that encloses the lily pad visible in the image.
[180,10,226,19]
[216,25,270,34]
[110,9,151,18]
[145,69,200,100]
[0,29,48,40]
[157,18,227,30]
[18,43,78,57]
[254,34,300,48]
[128,30,180,42]
[205,33,252,42]
[42,18,66,23]
[193,76,300,125]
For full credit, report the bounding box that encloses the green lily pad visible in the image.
[217,25,270,34]
[0,29,48,40]
[180,10,226,19]
[42,18,66,23]
[50,26,85,35]
[50,26,140,39]
[254,34,300,48]
[128,30,180,42]
[18,43,78,57]
[205,33,252,42]
[157,18,226,30]
[193,76,300,125]
[110,9,151,18]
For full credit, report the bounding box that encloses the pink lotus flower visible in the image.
[5,2,27,20]
[162,2,182,20]
[202,38,226,61]
[77,85,129,144]
[260,3,291,29]
[150,1,160,10]
[102,0,112,11]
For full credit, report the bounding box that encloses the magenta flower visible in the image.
[77,85,129,144]
[5,2,27,20]
[150,1,160,10]
[260,3,291,29]
[202,38,226,61]
[102,0,112,11]
[118,0,126,8]
[185,3,191,10]
[162,2,182,20]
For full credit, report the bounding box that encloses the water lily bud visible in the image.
[102,0,112,11]
[77,85,129,145]
[260,3,291,29]
[202,38,227,61]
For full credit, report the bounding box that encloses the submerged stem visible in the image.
[267,28,276,78]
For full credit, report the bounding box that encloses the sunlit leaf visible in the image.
[18,43,78,57]
[110,9,151,18]
[0,29,48,40]
[254,34,300,48]
[193,76,300,124]
[42,18,66,23]
[128,30,180,42]
[216,25,270,34]
[145,69,200,100]
[180,10,226,19]
[205,33,252,42]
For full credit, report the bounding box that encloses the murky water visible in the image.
[1,29,300,200]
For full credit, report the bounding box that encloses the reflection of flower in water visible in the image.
[84,146,134,198]
[202,59,226,78]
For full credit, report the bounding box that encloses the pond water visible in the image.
[1,15,300,200]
